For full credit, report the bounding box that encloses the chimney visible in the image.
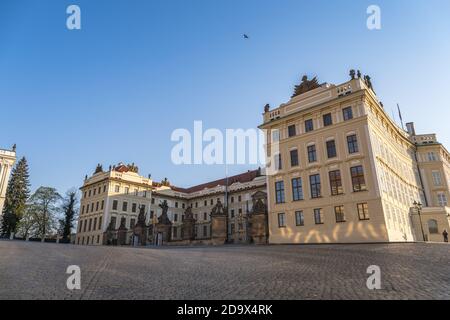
[406,122,416,136]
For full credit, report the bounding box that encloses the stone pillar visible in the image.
[211,214,227,245]
[117,217,128,245]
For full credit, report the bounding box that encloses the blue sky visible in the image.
[1,0,450,193]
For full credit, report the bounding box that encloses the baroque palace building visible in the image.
[76,163,267,246]
[75,71,450,246]
[260,73,450,244]
[0,145,16,215]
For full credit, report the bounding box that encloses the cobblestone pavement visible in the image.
[0,241,449,300]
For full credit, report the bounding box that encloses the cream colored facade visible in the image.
[260,75,449,244]
[151,170,266,243]
[0,146,16,215]
[76,165,266,245]
[76,164,153,245]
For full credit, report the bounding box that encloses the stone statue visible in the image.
[161,178,170,187]
[291,75,321,98]
[127,163,139,173]
[364,75,373,90]
[264,104,270,113]
[12,144,16,152]
[211,200,226,216]
[349,69,356,80]
[184,206,195,220]
[252,198,267,215]
[357,70,361,79]
[94,163,103,174]
[137,205,146,226]
[158,200,171,225]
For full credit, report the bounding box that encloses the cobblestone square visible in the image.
[0,241,449,300]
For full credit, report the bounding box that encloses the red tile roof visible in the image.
[166,169,262,194]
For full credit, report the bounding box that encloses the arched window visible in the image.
[428,219,439,234]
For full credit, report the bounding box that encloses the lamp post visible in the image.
[413,201,426,242]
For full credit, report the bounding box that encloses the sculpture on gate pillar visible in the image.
[248,191,268,245]
[104,219,117,245]
[155,200,172,244]
[133,205,148,246]
[210,200,227,245]
[182,206,196,241]
[117,217,128,245]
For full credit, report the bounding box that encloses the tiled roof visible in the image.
[168,169,262,194]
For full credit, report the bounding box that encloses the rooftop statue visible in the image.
[291,75,321,98]
[264,104,270,113]
[94,163,103,174]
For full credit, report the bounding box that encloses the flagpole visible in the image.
[397,103,404,131]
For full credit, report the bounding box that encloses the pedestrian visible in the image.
[443,229,449,243]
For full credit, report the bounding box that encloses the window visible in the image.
[122,201,128,212]
[278,213,286,228]
[335,206,345,222]
[231,209,235,218]
[103,185,107,193]
[204,200,207,206]
[295,211,304,226]
[275,153,282,170]
[238,195,241,202]
[437,194,448,207]
[231,196,234,203]
[143,191,147,198]
[115,185,120,193]
[272,130,280,142]
[134,189,138,196]
[290,149,299,167]
[309,174,321,198]
[203,212,207,220]
[326,140,337,158]
[130,219,136,229]
[305,119,314,132]
[432,171,442,186]
[96,202,99,211]
[210,199,214,205]
[81,205,85,215]
[182,203,185,209]
[427,152,437,161]
[314,209,323,224]
[307,145,317,163]
[195,202,198,208]
[428,219,439,234]
[357,203,369,220]
[88,219,92,232]
[351,166,367,192]
[329,170,343,195]
[132,203,137,213]
[98,217,102,230]
[83,220,87,232]
[93,189,96,196]
[203,225,208,237]
[323,113,332,126]
[175,202,178,208]
[91,203,94,212]
[88,190,91,197]
[78,220,83,233]
[125,187,129,194]
[347,134,359,154]
[174,214,178,222]
[275,181,285,204]
[292,178,304,201]
[288,124,296,137]
[101,200,104,210]
[343,107,353,121]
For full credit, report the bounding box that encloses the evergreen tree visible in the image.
[59,190,78,240]
[1,157,31,237]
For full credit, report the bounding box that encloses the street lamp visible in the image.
[413,201,426,242]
